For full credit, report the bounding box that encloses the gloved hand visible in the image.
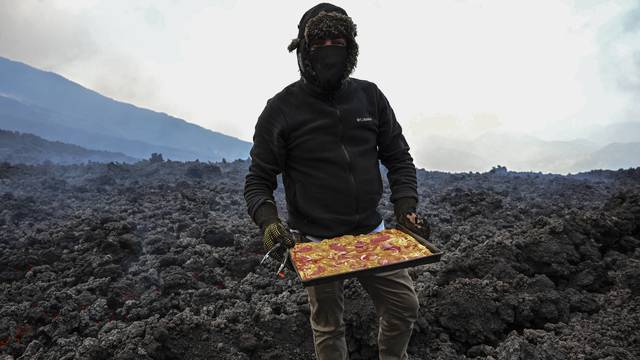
[262,221,297,274]
[254,201,297,275]
[263,221,296,252]
[394,197,432,240]
[254,201,295,254]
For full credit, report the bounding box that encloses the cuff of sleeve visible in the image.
[254,201,280,232]
[393,197,417,218]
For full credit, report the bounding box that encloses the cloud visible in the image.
[592,1,640,117]
[619,3,640,93]
[622,1,640,32]
[0,0,96,68]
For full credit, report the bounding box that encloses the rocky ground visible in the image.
[0,158,638,360]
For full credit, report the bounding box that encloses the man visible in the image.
[243,3,431,359]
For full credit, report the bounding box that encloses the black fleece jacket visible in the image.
[244,76,418,239]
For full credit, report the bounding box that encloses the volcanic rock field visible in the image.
[0,158,638,360]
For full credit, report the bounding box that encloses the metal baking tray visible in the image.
[291,224,443,287]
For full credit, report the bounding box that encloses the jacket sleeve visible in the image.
[243,100,288,225]
[375,85,419,204]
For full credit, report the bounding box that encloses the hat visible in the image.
[287,3,359,86]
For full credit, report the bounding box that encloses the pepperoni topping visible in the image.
[381,243,401,252]
[370,234,390,244]
[355,246,369,253]
[311,265,326,276]
[295,255,313,264]
[296,245,313,253]
[329,243,347,252]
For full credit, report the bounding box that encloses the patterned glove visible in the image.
[262,221,297,269]
[394,197,432,240]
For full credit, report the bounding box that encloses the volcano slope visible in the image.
[0,159,638,360]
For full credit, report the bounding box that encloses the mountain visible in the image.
[572,142,640,172]
[0,56,251,161]
[469,132,600,173]
[0,95,208,160]
[0,129,138,164]
[414,132,601,174]
[414,131,639,174]
[585,121,640,145]
[412,134,493,173]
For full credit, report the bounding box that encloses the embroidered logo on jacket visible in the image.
[356,116,373,123]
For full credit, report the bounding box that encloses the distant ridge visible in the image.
[0,56,251,161]
[572,142,640,171]
[414,128,640,174]
[0,129,138,165]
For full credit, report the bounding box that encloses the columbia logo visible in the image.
[356,117,373,122]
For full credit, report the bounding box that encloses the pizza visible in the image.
[291,228,432,281]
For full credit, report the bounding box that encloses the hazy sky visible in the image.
[1,0,639,162]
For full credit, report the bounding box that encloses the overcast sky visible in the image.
[1,0,639,164]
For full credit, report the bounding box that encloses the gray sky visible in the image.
[1,0,639,168]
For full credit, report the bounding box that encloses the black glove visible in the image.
[394,197,432,240]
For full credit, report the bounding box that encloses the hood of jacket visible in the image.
[287,3,359,92]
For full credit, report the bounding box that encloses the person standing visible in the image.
[244,3,431,359]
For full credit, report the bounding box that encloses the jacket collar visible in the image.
[299,76,351,102]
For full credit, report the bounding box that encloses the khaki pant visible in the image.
[305,268,420,360]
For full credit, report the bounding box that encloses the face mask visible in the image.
[309,45,348,91]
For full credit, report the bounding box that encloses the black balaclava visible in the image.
[287,3,359,92]
[309,44,348,91]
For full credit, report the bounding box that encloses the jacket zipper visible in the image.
[333,99,360,224]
